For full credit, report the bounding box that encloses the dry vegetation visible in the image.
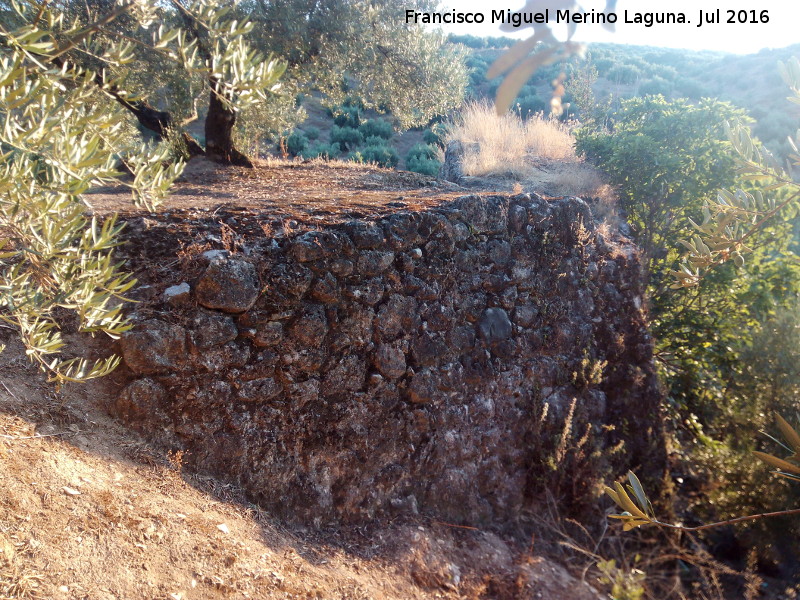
[446,101,615,203]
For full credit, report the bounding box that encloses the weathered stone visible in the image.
[264,263,313,299]
[194,341,250,372]
[586,261,599,281]
[235,350,277,381]
[508,203,528,233]
[344,278,385,306]
[452,195,507,235]
[289,347,328,374]
[163,282,191,306]
[375,294,420,340]
[115,378,165,421]
[290,231,353,262]
[311,272,341,304]
[195,257,259,313]
[289,306,328,347]
[487,240,511,266]
[478,308,513,343]
[120,320,187,375]
[513,305,539,328]
[415,280,440,301]
[408,368,438,404]
[238,377,283,402]
[373,343,407,379]
[330,309,374,351]
[357,250,395,276]
[253,321,284,347]
[343,221,385,249]
[330,258,355,277]
[383,213,420,250]
[482,274,510,293]
[500,286,518,311]
[438,140,466,184]
[449,325,476,352]
[420,303,455,332]
[323,355,366,394]
[289,378,320,409]
[410,332,447,367]
[196,380,233,405]
[189,311,238,349]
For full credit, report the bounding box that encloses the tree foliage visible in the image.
[0,0,288,380]
[594,60,800,575]
[241,0,468,138]
[0,0,187,381]
[576,95,748,283]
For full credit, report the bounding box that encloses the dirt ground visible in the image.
[86,158,471,222]
[1,160,606,599]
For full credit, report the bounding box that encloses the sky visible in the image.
[435,0,799,55]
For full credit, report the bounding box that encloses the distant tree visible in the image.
[242,0,469,133]
[565,57,599,123]
[38,0,287,167]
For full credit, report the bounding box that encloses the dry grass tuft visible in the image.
[0,533,43,600]
[446,101,618,222]
[446,101,576,178]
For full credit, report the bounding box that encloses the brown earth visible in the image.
[87,158,466,223]
[1,160,608,600]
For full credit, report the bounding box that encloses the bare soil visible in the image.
[87,159,467,224]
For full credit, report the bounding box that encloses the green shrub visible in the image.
[360,144,399,168]
[304,126,321,141]
[406,143,439,162]
[607,64,641,84]
[330,125,363,151]
[332,105,361,128]
[285,131,309,156]
[363,135,388,147]
[348,150,365,163]
[516,94,547,117]
[407,155,441,176]
[358,118,393,140]
[638,77,672,97]
[423,123,448,148]
[300,142,339,160]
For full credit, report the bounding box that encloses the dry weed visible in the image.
[447,101,576,178]
[0,533,43,600]
[447,101,617,213]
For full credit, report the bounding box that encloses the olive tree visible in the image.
[0,0,276,380]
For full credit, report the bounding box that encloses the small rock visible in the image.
[408,368,438,404]
[195,257,260,313]
[373,343,407,379]
[163,282,191,306]
[189,311,238,349]
[115,378,166,421]
[253,321,284,347]
[238,377,283,402]
[478,308,513,343]
[120,320,187,374]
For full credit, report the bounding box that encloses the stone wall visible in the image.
[112,193,665,526]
